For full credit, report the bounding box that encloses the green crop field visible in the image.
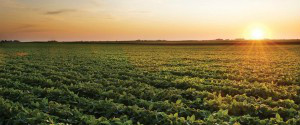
[1,43,300,125]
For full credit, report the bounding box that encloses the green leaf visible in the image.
[275,113,283,121]
[176,100,182,105]
[233,122,240,125]
[174,113,178,118]
[148,104,154,110]
[190,115,195,122]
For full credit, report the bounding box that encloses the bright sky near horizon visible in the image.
[0,0,299,41]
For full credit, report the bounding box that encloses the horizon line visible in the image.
[1,38,300,42]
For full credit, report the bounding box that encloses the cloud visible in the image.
[13,24,47,33]
[0,0,40,11]
[45,9,76,15]
[0,0,23,8]
[16,24,36,30]
[16,29,46,33]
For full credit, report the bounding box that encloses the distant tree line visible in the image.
[135,40,167,42]
[0,40,20,43]
[47,40,58,43]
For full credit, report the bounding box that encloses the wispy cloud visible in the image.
[45,9,76,15]
[0,0,40,11]
[16,24,36,30]
[16,29,47,33]
[13,24,48,33]
[0,0,23,8]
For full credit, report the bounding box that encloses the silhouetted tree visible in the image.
[48,40,58,43]
[1,40,20,43]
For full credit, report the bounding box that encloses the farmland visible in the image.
[0,42,300,124]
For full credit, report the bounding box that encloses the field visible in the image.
[1,42,300,124]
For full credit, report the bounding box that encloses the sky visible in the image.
[0,0,299,41]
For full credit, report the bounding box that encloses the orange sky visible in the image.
[0,0,299,41]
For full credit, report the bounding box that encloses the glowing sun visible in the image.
[250,28,265,40]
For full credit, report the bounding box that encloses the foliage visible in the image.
[0,43,300,124]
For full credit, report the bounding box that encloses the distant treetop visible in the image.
[47,40,58,43]
[0,40,20,43]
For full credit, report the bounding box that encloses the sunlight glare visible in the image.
[251,28,265,40]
